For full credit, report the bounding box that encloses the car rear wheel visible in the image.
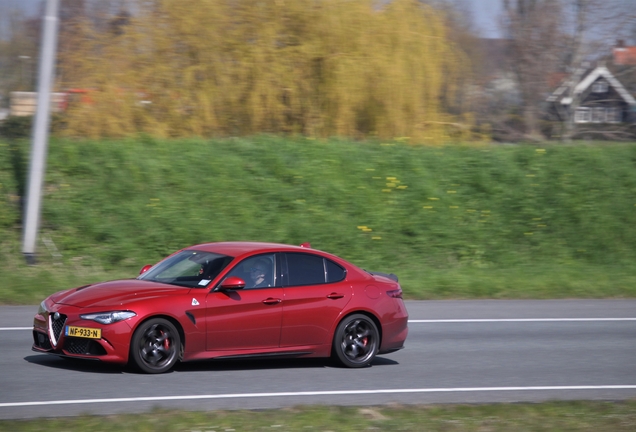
[130,318,180,374]
[333,314,379,368]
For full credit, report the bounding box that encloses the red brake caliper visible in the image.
[162,331,170,349]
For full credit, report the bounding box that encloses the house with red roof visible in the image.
[613,40,636,66]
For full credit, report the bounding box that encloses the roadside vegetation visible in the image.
[2,137,636,304]
[1,401,635,431]
[56,0,471,143]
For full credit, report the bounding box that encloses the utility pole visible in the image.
[22,0,60,265]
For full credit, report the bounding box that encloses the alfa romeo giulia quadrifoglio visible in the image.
[33,242,408,373]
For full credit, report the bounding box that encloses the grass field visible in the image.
[2,136,636,303]
[1,401,635,431]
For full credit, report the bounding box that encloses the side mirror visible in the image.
[139,264,153,275]
[219,276,245,290]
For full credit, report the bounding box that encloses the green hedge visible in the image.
[2,136,636,302]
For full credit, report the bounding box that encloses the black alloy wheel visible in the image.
[333,314,379,368]
[130,318,181,374]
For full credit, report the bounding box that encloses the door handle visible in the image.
[262,298,282,305]
[327,293,344,299]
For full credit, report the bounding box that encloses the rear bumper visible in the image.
[379,314,408,353]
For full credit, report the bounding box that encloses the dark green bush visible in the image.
[0,115,32,139]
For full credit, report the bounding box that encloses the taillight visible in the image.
[387,289,403,299]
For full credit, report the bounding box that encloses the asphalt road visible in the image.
[1,300,635,419]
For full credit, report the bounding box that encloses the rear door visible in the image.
[279,252,351,347]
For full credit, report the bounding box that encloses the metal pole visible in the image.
[22,0,60,265]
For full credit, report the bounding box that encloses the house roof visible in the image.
[547,66,636,106]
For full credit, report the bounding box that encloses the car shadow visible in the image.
[174,355,399,373]
[24,354,399,374]
[24,354,126,374]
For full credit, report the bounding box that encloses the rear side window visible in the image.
[326,259,346,282]
[285,253,346,286]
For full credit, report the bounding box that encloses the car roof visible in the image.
[184,241,369,280]
[185,241,324,257]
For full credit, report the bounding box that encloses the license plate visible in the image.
[65,325,101,339]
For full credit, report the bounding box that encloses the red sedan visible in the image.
[33,242,408,373]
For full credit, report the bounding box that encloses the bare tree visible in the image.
[501,0,565,140]
[0,8,40,105]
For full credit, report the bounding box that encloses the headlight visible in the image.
[38,301,47,315]
[80,311,136,325]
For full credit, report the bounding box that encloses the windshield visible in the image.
[137,250,234,288]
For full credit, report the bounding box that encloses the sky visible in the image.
[466,0,503,38]
[2,0,506,38]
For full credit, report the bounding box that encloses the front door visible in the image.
[205,253,282,351]
[205,288,283,351]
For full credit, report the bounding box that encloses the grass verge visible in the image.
[2,137,636,303]
[1,402,636,431]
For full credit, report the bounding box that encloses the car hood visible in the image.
[50,279,190,308]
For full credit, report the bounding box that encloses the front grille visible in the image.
[64,338,107,356]
[49,313,67,346]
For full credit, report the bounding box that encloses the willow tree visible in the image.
[58,0,470,143]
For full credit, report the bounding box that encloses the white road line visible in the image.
[0,327,31,331]
[409,318,636,323]
[2,385,636,408]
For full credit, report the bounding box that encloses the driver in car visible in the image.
[249,258,271,288]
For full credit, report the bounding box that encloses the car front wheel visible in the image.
[333,314,379,368]
[130,318,181,374]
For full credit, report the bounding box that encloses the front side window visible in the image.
[138,250,233,288]
[223,254,277,289]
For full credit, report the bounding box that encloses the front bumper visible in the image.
[32,303,132,365]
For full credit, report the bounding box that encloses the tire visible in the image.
[130,318,181,374]
[332,314,379,368]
